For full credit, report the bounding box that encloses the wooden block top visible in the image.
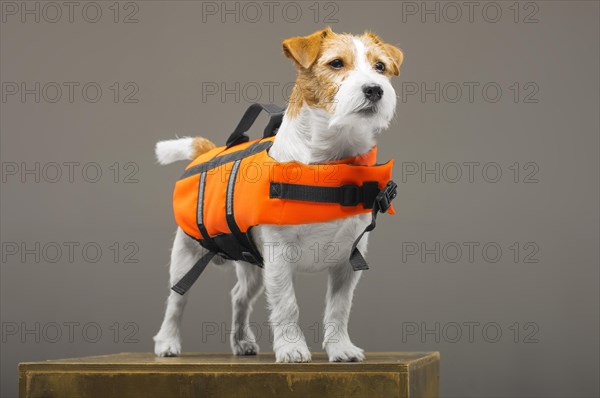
[20,352,440,398]
[20,352,439,372]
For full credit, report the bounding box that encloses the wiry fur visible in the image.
[154,28,403,362]
[155,137,216,164]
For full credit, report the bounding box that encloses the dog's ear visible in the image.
[282,28,332,69]
[364,32,404,76]
[382,43,404,76]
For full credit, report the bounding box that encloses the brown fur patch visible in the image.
[362,32,404,77]
[285,30,356,116]
[282,28,332,69]
[191,137,216,158]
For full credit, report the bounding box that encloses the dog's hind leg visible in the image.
[230,262,263,355]
[154,227,204,357]
[323,262,365,362]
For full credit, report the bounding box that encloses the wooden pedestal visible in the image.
[20,352,439,398]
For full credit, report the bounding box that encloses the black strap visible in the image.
[196,172,221,253]
[270,181,380,208]
[269,179,397,271]
[171,251,216,295]
[180,140,273,181]
[349,181,398,271]
[225,160,263,265]
[226,103,285,148]
[225,160,246,244]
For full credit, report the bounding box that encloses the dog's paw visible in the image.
[275,341,312,363]
[232,339,260,356]
[325,342,365,362]
[153,335,181,357]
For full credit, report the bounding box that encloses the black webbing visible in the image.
[195,172,220,253]
[226,103,285,148]
[225,160,245,243]
[348,181,398,271]
[224,160,261,264]
[269,181,380,208]
[269,179,397,271]
[179,140,273,181]
[171,251,216,295]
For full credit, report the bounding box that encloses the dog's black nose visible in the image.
[363,84,383,102]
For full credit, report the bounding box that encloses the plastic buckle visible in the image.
[340,184,361,206]
[376,181,398,212]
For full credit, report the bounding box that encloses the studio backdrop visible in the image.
[1,1,599,397]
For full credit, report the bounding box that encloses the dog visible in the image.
[153,28,403,363]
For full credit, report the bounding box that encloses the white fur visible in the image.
[154,35,396,362]
[155,137,195,165]
[328,39,396,132]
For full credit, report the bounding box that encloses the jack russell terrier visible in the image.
[153,28,404,363]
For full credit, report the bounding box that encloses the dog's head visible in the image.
[283,28,403,131]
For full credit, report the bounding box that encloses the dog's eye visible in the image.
[329,59,344,69]
[374,62,386,73]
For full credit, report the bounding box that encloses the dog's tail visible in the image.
[155,137,216,165]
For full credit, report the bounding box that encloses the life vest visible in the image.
[171,104,398,295]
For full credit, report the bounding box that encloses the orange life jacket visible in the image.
[170,104,397,295]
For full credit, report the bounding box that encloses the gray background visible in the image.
[1,1,598,397]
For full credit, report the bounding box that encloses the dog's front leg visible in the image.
[264,258,312,363]
[323,262,365,362]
